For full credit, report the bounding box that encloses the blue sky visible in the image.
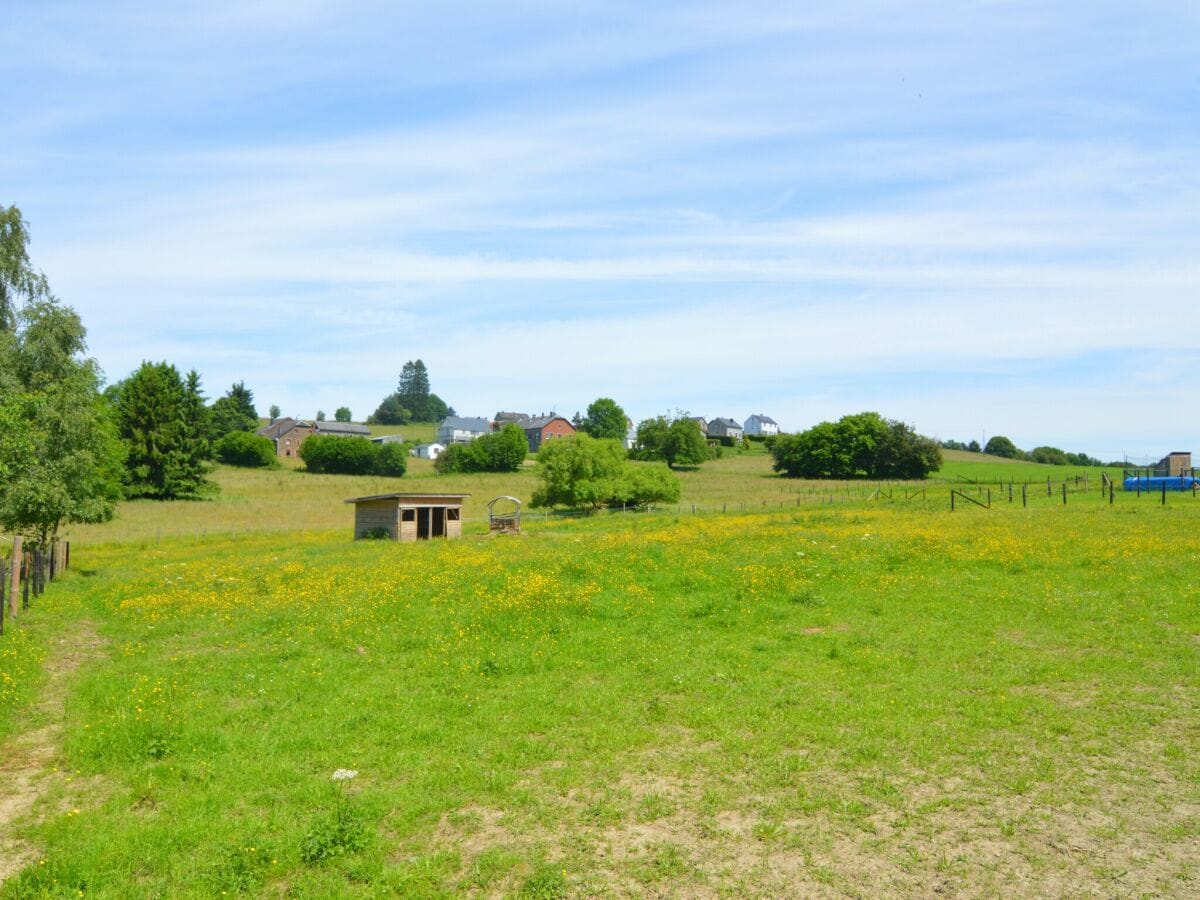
[4,1,1198,460]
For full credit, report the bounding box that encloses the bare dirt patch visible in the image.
[0,620,105,884]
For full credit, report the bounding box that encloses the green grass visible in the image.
[4,450,1198,894]
[933,449,1125,485]
[3,460,1200,894]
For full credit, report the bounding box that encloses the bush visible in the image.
[215,431,278,468]
[435,424,527,474]
[532,435,681,510]
[609,464,681,507]
[770,412,942,479]
[299,435,377,475]
[373,442,408,476]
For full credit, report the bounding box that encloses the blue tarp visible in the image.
[1123,476,1199,492]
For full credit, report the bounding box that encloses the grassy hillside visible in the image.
[3,499,1198,895]
[934,449,1124,485]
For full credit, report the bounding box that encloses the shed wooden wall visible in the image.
[354,500,399,539]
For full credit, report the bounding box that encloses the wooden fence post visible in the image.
[0,559,5,635]
[1022,484,1027,508]
[1162,483,1167,506]
[1062,483,1067,505]
[23,552,30,609]
[8,537,20,620]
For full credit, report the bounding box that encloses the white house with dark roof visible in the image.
[437,416,491,445]
[743,414,779,437]
[707,417,744,440]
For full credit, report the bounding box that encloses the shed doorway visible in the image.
[417,507,446,539]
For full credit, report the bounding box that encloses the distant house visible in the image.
[370,433,406,445]
[625,417,637,450]
[257,417,314,457]
[690,417,709,436]
[411,442,445,460]
[708,418,744,441]
[522,415,575,452]
[437,416,491,445]
[743,414,779,437]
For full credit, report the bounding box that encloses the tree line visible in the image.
[941,436,1112,467]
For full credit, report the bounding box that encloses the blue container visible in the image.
[1123,476,1199,492]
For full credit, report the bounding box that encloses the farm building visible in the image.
[257,417,314,457]
[708,417,744,441]
[522,414,575,452]
[345,492,470,541]
[743,414,779,437]
[411,442,445,460]
[370,433,405,445]
[437,416,491,444]
[257,418,371,457]
[1155,451,1192,476]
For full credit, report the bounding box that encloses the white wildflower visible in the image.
[332,769,358,782]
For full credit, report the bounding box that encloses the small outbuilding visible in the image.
[346,492,470,541]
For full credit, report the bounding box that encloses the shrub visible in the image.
[532,435,681,510]
[373,442,408,476]
[299,435,377,475]
[215,431,277,468]
[770,412,942,479]
[435,425,527,474]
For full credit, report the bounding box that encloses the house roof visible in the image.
[747,414,778,425]
[316,421,370,435]
[440,416,490,432]
[522,415,573,431]
[257,417,312,440]
[493,411,530,423]
[711,417,742,429]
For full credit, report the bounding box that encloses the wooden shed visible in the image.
[345,492,470,541]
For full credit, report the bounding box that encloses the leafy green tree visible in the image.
[367,393,411,425]
[0,299,124,550]
[269,404,281,420]
[0,205,50,333]
[1030,446,1068,466]
[579,397,628,441]
[209,381,258,441]
[373,442,408,477]
[634,414,710,469]
[632,416,670,460]
[967,440,981,453]
[316,410,326,422]
[770,412,941,479]
[983,435,1019,458]
[115,361,215,499]
[532,434,627,509]
[215,431,278,468]
[664,418,709,468]
[334,406,352,423]
[532,434,680,509]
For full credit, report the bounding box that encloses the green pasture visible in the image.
[2,453,1198,896]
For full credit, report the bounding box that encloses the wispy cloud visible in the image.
[6,1,1199,459]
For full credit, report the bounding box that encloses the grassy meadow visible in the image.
[2,449,1198,896]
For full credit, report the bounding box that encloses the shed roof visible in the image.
[345,492,471,506]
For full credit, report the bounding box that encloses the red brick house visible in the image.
[522,415,575,452]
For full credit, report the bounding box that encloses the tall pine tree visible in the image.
[115,362,215,499]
